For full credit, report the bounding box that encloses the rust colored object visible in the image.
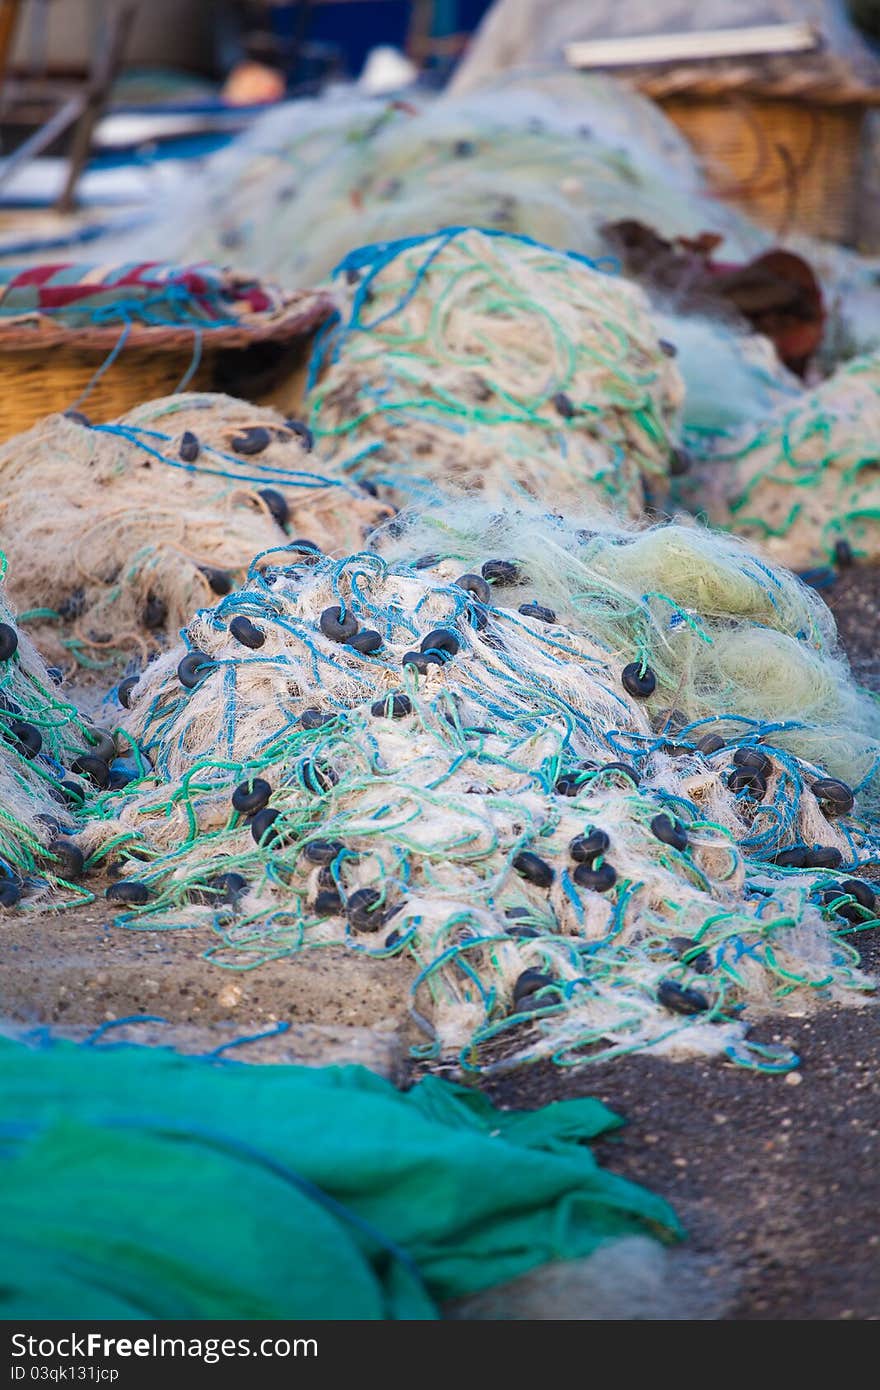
[603,220,824,375]
[710,249,825,375]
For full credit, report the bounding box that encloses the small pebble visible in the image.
[217,983,243,1009]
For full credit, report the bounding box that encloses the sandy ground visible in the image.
[1,567,878,1320]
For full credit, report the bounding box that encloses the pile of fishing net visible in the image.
[307,228,684,516]
[0,558,114,907]
[66,74,879,438]
[71,502,879,1073]
[0,392,386,671]
[109,72,763,291]
[686,351,880,569]
[0,1034,676,1318]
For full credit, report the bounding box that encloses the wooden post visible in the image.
[0,0,22,79]
[56,0,138,213]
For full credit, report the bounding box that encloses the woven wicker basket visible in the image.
[659,96,865,245]
[0,288,333,443]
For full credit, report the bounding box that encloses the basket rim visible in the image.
[0,287,334,353]
[633,66,880,106]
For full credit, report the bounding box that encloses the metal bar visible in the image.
[0,92,84,192]
[565,22,819,71]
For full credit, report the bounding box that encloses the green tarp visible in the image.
[0,1037,679,1319]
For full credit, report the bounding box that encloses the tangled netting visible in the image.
[687,352,880,568]
[69,503,879,1073]
[0,555,111,905]
[657,313,801,441]
[0,393,386,670]
[111,73,762,291]
[307,228,684,516]
[83,69,880,414]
